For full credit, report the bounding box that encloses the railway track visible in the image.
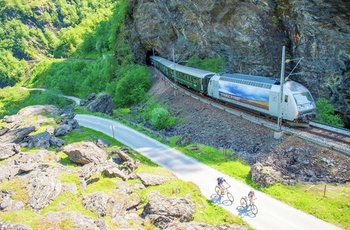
[154,67,350,157]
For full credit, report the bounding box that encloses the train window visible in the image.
[284,95,288,102]
[293,92,313,106]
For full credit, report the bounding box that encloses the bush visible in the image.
[150,108,172,130]
[315,98,344,127]
[113,65,151,107]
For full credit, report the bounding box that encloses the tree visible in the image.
[113,65,151,107]
[315,98,344,127]
[0,50,28,87]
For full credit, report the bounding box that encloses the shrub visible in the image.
[113,65,151,107]
[315,98,344,127]
[150,108,172,130]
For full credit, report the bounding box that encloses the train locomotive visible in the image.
[150,55,316,124]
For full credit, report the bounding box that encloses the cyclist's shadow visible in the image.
[210,194,234,206]
[236,205,257,218]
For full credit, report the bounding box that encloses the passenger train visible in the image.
[149,55,316,124]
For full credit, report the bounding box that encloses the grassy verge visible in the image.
[167,138,350,230]
[99,108,349,229]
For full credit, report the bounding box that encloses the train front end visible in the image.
[285,81,316,123]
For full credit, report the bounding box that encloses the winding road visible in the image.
[20,88,342,229]
[75,114,342,230]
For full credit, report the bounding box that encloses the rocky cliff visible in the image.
[126,0,350,126]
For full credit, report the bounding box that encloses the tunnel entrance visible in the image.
[146,50,160,65]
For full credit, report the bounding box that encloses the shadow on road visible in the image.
[236,205,257,218]
[210,194,234,206]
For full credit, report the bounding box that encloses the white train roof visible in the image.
[150,56,215,79]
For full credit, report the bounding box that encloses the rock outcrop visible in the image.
[0,105,246,229]
[80,93,114,115]
[62,141,108,165]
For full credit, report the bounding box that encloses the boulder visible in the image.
[79,162,103,180]
[250,162,283,187]
[82,192,109,217]
[137,173,171,186]
[142,191,195,228]
[0,143,20,160]
[22,131,51,149]
[0,126,35,144]
[26,172,62,211]
[102,162,128,181]
[62,141,108,165]
[17,105,60,117]
[49,136,66,147]
[94,138,110,148]
[54,124,72,136]
[86,93,114,115]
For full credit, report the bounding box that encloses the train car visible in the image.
[150,56,173,78]
[150,56,215,94]
[207,73,316,123]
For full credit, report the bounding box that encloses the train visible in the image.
[149,55,317,124]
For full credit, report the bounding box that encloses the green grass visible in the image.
[163,137,349,229]
[262,183,350,229]
[133,175,249,228]
[67,107,350,229]
[0,116,250,229]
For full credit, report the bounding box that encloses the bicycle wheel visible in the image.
[251,204,258,215]
[240,197,247,207]
[215,185,221,195]
[227,192,234,202]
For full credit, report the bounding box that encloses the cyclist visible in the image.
[217,177,226,195]
[248,190,256,205]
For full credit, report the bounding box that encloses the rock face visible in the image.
[250,162,283,187]
[81,93,114,115]
[127,0,350,126]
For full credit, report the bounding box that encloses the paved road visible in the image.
[76,114,341,230]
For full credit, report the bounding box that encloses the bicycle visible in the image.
[215,183,234,202]
[240,196,258,215]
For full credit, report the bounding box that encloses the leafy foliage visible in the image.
[186,55,227,72]
[0,50,28,87]
[0,87,70,117]
[0,0,115,87]
[110,64,151,107]
[315,98,344,127]
[150,107,172,130]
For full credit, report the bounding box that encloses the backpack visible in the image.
[217,177,223,184]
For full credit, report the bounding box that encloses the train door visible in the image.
[269,91,280,117]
